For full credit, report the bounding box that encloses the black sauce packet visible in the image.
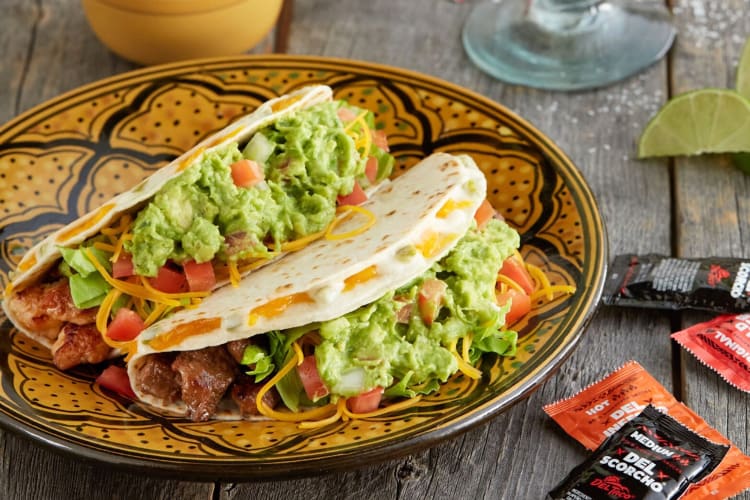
[602,253,750,313]
[547,405,728,500]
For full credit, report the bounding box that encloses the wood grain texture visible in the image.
[2,0,743,498]
[671,1,750,498]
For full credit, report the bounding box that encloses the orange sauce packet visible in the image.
[543,361,750,499]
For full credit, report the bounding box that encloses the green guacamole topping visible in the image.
[259,219,520,409]
[124,101,392,277]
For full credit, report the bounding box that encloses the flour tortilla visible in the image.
[129,152,487,418]
[2,85,333,350]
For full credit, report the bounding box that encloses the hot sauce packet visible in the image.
[672,314,750,392]
[543,361,750,499]
[602,254,750,313]
[548,405,729,500]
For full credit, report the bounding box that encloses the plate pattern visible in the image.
[0,56,605,477]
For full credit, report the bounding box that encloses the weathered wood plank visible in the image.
[225,1,673,498]
[0,2,214,497]
[671,1,750,498]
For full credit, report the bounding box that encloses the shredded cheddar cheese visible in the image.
[279,230,326,252]
[325,205,376,241]
[138,276,208,302]
[343,109,373,159]
[144,303,171,327]
[92,241,117,253]
[255,343,338,422]
[448,340,482,380]
[228,260,241,288]
[96,288,122,335]
[462,333,473,364]
[292,341,305,365]
[526,263,553,300]
[94,287,137,357]
[497,274,525,294]
[341,395,423,420]
[530,285,577,302]
[298,398,347,429]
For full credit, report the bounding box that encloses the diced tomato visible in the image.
[337,181,368,206]
[365,156,379,184]
[112,253,134,278]
[183,260,216,292]
[337,107,357,123]
[107,307,145,341]
[474,199,496,229]
[297,355,329,401]
[230,159,264,188]
[347,386,384,413]
[418,278,447,326]
[96,365,136,399]
[372,129,389,151]
[498,254,535,295]
[149,265,188,294]
[495,288,532,326]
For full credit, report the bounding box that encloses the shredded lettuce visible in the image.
[241,344,275,382]
[384,371,440,399]
[58,245,113,309]
[470,329,518,363]
[266,330,322,412]
[58,246,111,276]
[370,141,394,183]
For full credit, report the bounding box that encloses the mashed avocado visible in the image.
[310,218,520,398]
[125,101,390,277]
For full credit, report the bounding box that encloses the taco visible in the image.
[126,153,526,423]
[2,85,395,370]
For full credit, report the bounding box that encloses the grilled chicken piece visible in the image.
[230,374,279,417]
[132,353,181,404]
[171,346,237,422]
[6,279,97,341]
[51,323,111,370]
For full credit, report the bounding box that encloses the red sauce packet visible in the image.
[543,361,750,499]
[672,314,750,392]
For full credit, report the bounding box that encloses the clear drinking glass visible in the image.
[462,0,676,91]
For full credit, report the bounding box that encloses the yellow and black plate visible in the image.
[0,56,606,479]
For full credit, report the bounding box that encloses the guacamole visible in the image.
[265,218,520,406]
[125,101,392,277]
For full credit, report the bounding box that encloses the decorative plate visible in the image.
[0,56,606,479]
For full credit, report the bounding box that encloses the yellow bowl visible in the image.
[81,0,283,65]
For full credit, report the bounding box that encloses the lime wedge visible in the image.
[638,89,750,158]
[737,37,750,98]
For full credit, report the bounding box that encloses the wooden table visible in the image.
[1,1,748,498]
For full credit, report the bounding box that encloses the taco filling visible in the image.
[4,97,394,370]
[131,218,538,422]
